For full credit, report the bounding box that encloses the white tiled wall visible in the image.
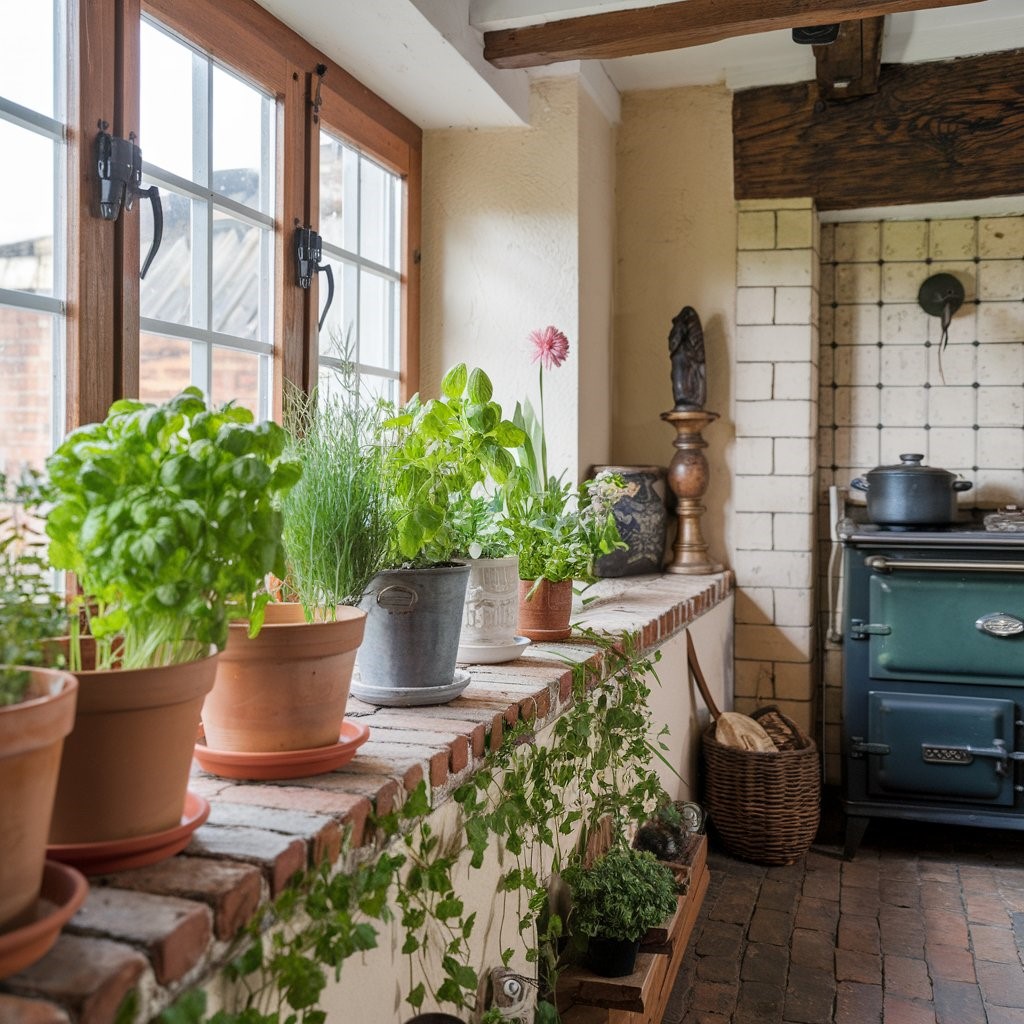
[733,198,820,734]
[816,213,1024,781]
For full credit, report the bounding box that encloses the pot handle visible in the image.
[850,478,869,493]
[953,480,973,492]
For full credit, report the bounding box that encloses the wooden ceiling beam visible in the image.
[814,16,885,100]
[483,0,986,70]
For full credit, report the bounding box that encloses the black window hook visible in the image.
[295,226,334,332]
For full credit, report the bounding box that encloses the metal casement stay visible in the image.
[866,556,1024,574]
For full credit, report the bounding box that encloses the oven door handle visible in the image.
[866,555,1024,574]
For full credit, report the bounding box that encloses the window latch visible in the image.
[295,226,334,332]
[96,122,164,279]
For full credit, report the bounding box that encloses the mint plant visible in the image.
[45,388,301,669]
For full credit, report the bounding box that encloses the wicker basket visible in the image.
[687,634,821,866]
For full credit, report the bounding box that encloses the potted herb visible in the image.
[563,844,680,978]
[353,364,524,705]
[0,472,79,945]
[43,388,300,849]
[506,327,626,641]
[201,378,391,759]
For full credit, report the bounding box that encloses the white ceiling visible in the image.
[254,0,1024,128]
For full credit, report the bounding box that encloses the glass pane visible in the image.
[318,258,357,357]
[212,213,268,340]
[319,134,358,252]
[140,20,197,180]
[360,157,394,268]
[212,66,272,215]
[317,365,394,408]
[0,1,55,116]
[0,122,54,295]
[358,270,398,370]
[360,373,396,405]
[211,346,261,414]
[140,187,192,325]
[0,307,55,474]
[139,332,191,404]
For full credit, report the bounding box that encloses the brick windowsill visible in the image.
[0,571,733,1024]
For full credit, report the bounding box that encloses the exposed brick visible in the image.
[690,980,736,1016]
[976,960,1024,1008]
[835,980,882,1024]
[758,878,801,911]
[1,935,147,1024]
[206,802,341,866]
[926,943,977,983]
[695,954,740,984]
[0,994,71,1024]
[342,743,427,792]
[747,907,793,945]
[966,894,1011,927]
[838,913,880,954]
[187,825,306,895]
[694,920,744,958]
[294,772,400,818]
[794,895,839,935]
[835,947,881,984]
[359,713,487,759]
[884,954,932,1000]
[922,908,969,949]
[360,726,469,776]
[104,856,262,941]
[67,887,211,985]
[734,979,785,1018]
[791,926,835,972]
[970,923,1021,965]
[740,942,788,983]
[880,905,926,957]
[784,964,836,1023]
[882,995,937,1024]
[932,979,986,1024]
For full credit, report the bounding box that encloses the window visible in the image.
[0,0,66,474]
[318,132,403,405]
[138,16,276,418]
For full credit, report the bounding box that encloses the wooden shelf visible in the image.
[557,834,709,1024]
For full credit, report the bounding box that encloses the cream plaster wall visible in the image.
[613,86,737,567]
[421,76,617,483]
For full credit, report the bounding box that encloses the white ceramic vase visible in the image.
[459,555,520,647]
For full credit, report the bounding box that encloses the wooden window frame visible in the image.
[66,0,421,428]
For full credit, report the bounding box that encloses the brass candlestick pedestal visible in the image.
[660,409,722,575]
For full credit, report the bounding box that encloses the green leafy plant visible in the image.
[44,387,302,669]
[562,844,679,944]
[380,363,524,567]
[279,376,393,613]
[0,471,67,704]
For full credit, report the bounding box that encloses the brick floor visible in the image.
[669,796,1024,1024]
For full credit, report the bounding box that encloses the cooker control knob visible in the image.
[975,612,1024,637]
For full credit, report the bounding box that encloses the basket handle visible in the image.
[686,631,721,721]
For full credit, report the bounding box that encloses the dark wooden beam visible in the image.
[483,0,985,70]
[814,17,884,99]
[733,48,1024,210]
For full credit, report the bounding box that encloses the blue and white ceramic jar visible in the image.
[592,465,669,577]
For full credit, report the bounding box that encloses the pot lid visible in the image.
[866,453,956,480]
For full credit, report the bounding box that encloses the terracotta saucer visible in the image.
[0,861,88,980]
[193,719,371,780]
[47,792,210,876]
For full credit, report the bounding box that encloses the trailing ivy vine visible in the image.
[161,628,675,1024]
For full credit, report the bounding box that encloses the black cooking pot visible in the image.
[850,454,972,526]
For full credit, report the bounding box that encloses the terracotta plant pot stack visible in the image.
[517,578,574,642]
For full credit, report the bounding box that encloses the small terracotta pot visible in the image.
[517,578,573,641]
[203,603,366,753]
[0,669,78,929]
[49,650,218,845]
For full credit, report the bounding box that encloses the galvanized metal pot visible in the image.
[850,454,972,526]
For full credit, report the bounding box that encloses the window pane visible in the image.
[0,122,54,295]
[318,258,356,357]
[211,346,262,414]
[140,188,192,325]
[360,157,396,269]
[318,134,358,252]
[316,364,394,408]
[0,1,55,116]
[0,307,56,474]
[212,66,272,215]
[211,213,269,341]
[358,270,398,370]
[139,332,191,404]
[140,21,197,181]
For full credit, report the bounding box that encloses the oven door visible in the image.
[866,691,1018,804]
[864,567,1024,683]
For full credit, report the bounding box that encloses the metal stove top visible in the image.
[838,517,1024,549]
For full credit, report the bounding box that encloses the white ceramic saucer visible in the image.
[457,635,531,665]
[350,669,472,707]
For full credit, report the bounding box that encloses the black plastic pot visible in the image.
[850,454,972,526]
[586,936,641,977]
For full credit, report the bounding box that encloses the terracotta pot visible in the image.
[203,602,366,752]
[49,650,218,845]
[517,578,573,641]
[0,669,78,930]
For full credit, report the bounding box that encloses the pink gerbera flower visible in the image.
[528,326,570,371]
